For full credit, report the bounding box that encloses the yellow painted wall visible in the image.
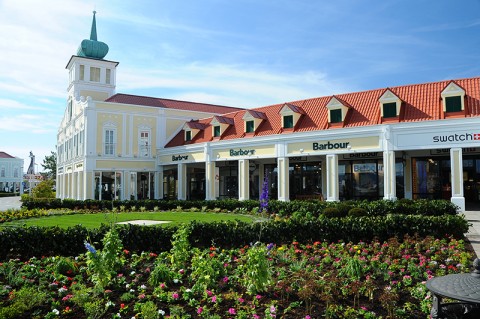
[96,160,156,170]
[96,113,124,154]
[80,90,109,101]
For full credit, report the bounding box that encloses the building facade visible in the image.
[56,13,242,201]
[0,152,23,193]
[162,80,480,212]
[58,13,480,212]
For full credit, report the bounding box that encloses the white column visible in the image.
[238,159,249,201]
[326,154,339,201]
[321,158,327,199]
[205,161,216,200]
[383,151,396,200]
[450,148,465,212]
[62,172,66,199]
[404,155,412,199]
[177,163,187,200]
[156,170,163,199]
[277,157,290,201]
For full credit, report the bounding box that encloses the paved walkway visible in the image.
[0,196,480,256]
[0,196,21,211]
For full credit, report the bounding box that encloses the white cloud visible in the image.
[118,63,348,108]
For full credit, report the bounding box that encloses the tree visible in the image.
[41,151,57,180]
[32,180,55,198]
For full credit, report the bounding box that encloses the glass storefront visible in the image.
[218,161,238,199]
[339,159,404,200]
[187,166,205,200]
[94,171,122,200]
[163,166,178,199]
[413,156,480,202]
[289,161,322,199]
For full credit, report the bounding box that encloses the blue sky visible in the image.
[1,0,480,171]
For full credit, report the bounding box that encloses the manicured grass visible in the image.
[0,211,257,229]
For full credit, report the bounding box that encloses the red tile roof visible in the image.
[105,93,243,114]
[165,76,480,148]
[0,152,15,159]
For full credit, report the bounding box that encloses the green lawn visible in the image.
[0,211,257,229]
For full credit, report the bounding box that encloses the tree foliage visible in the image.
[41,151,56,180]
[32,179,55,199]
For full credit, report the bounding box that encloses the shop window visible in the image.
[283,115,294,128]
[382,102,397,118]
[445,96,462,112]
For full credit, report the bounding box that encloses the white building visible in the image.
[56,12,241,201]
[0,152,23,194]
[58,13,480,212]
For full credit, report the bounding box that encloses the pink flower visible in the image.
[305,316,311,319]
[228,308,236,315]
[223,276,229,283]
[255,294,262,300]
[238,297,245,303]
[212,295,217,303]
[172,292,179,299]
[197,307,203,314]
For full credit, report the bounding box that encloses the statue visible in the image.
[27,151,35,174]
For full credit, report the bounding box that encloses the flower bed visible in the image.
[0,228,473,319]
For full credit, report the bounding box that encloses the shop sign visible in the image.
[353,164,377,173]
[430,148,478,155]
[313,141,350,150]
[433,133,480,143]
[230,149,255,156]
[343,152,379,159]
[172,155,189,161]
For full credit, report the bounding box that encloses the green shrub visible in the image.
[322,207,341,218]
[348,207,368,217]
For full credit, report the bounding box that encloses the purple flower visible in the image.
[84,242,97,255]
[259,175,269,213]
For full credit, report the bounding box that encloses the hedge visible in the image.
[20,198,459,217]
[0,213,469,261]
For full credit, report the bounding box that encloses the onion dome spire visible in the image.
[77,11,109,59]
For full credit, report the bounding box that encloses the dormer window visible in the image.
[245,120,254,133]
[326,96,350,124]
[283,115,294,128]
[382,102,397,118]
[441,81,465,113]
[445,96,462,112]
[242,110,267,133]
[213,125,221,137]
[210,116,234,139]
[183,120,206,142]
[279,103,305,129]
[379,89,401,119]
[330,109,342,123]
